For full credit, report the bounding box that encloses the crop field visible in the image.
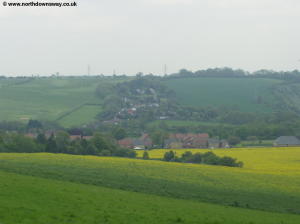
[1,171,299,224]
[164,77,282,112]
[58,104,102,128]
[0,147,300,223]
[0,77,100,123]
[137,147,300,174]
[0,77,130,127]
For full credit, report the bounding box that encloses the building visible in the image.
[164,138,183,149]
[273,136,300,147]
[118,138,134,149]
[165,133,209,149]
[118,134,153,150]
[208,138,220,149]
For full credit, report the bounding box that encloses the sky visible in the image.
[0,0,300,76]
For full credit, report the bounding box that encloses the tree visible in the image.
[27,119,43,130]
[201,152,220,165]
[86,143,97,155]
[91,132,110,153]
[46,134,57,153]
[191,153,202,163]
[36,133,47,144]
[163,151,175,161]
[7,134,40,153]
[55,131,70,153]
[142,151,150,160]
[246,136,258,142]
[112,128,127,140]
[181,151,193,162]
[228,136,241,146]
[150,130,168,148]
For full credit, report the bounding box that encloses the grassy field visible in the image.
[0,76,295,127]
[2,170,299,224]
[148,120,236,128]
[164,77,282,112]
[0,77,100,123]
[0,77,131,127]
[0,147,300,223]
[58,104,102,128]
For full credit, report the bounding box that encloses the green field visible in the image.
[0,77,101,122]
[2,170,299,224]
[165,77,282,112]
[0,147,300,223]
[58,104,102,128]
[0,77,133,127]
[0,76,299,127]
[0,77,132,127]
[148,120,236,128]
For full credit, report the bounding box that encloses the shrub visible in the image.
[142,151,150,160]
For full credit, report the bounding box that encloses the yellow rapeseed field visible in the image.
[1,148,300,214]
[137,147,300,175]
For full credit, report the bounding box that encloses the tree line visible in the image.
[164,67,300,81]
[0,131,136,158]
[163,150,243,167]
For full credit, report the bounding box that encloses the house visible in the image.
[208,138,220,149]
[208,138,229,149]
[164,138,183,149]
[220,139,230,148]
[273,136,300,147]
[118,138,134,149]
[25,133,37,139]
[133,139,146,150]
[165,133,209,149]
[117,134,153,150]
[69,135,82,141]
[164,133,230,149]
[140,134,153,149]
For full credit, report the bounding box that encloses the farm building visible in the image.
[164,138,183,149]
[273,136,300,147]
[208,138,220,149]
[164,134,229,149]
[164,133,209,149]
[118,134,153,150]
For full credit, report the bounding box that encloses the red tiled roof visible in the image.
[70,135,81,140]
[118,138,134,148]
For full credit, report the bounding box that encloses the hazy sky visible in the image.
[0,0,300,76]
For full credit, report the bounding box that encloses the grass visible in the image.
[0,148,300,215]
[164,77,282,112]
[238,140,274,147]
[0,77,100,122]
[1,170,299,224]
[148,120,236,128]
[0,77,130,126]
[59,105,102,128]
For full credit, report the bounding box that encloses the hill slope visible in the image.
[164,77,282,112]
[0,77,127,127]
[1,76,300,127]
[2,170,299,224]
[0,147,299,215]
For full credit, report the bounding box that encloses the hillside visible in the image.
[164,77,282,113]
[1,75,300,129]
[0,147,300,221]
[0,77,128,127]
[2,170,299,224]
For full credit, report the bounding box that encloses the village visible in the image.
[24,131,300,150]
